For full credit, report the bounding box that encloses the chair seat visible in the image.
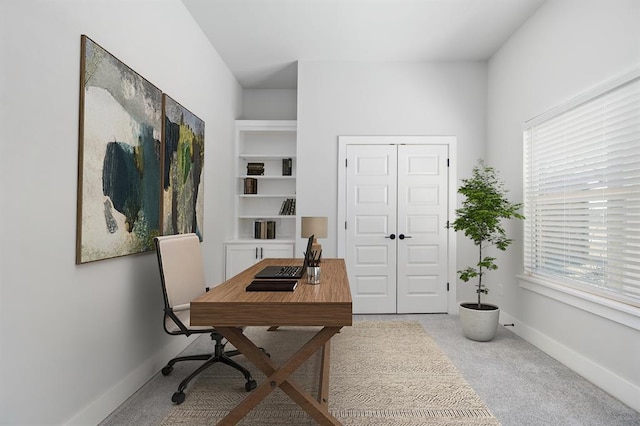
[165,309,214,333]
[165,309,246,334]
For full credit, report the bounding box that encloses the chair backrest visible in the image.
[154,233,206,310]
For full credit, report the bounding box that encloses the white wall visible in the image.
[297,61,487,303]
[241,89,297,119]
[486,0,640,411]
[0,1,240,424]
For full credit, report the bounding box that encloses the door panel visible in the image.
[225,244,257,280]
[396,144,448,313]
[346,145,397,313]
[355,275,390,295]
[407,275,439,293]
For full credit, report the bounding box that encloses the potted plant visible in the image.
[452,159,524,341]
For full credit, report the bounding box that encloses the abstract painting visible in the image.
[161,95,205,239]
[76,35,162,263]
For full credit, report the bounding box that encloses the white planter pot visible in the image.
[459,303,500,342]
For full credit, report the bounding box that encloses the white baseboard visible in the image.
[500,312,640,412]
[64,336,195,426]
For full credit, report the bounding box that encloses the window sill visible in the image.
[517,275,640,331]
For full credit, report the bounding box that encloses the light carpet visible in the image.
[160,321,500,425]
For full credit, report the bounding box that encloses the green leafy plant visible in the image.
[452,160,524,308]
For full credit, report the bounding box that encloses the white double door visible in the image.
[345,143,449,314]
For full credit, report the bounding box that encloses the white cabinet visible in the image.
[234,120,297,241]
[224,242,294,280]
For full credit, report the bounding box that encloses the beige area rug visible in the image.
[160,321,500,425]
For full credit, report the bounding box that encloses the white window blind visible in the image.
[523,73,640,307]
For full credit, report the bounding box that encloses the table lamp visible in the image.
[301,216,328,254]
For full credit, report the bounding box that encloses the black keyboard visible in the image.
[275,266,302,277]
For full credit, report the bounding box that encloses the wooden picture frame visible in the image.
[76,35,162,263]
[161,94,205,239]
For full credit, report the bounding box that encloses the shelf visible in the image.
[226,238,296,244]
[240,154,296,160]
[239,215,296,219]
[239,175,295,180]
[235,119,297,129]
[238,194,295,198]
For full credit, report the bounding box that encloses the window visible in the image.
[523,71,640,307]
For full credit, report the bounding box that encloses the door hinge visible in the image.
[345,159,348,167]
[345,221,348,230]
[446,220,450,229]
[447,158,450,167]
[447,282,450,291]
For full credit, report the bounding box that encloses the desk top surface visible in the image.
[190,258,352,327]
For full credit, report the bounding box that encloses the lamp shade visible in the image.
[301,217,328,239]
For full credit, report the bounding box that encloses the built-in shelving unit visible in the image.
[224,120,297,279]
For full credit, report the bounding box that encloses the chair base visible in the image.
[162,332,256,404]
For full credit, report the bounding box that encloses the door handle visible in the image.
[385,233,396,240]
[255,247,259,259]
[398,234,412,240]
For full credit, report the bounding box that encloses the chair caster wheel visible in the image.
[245,379,257,392]
[171,391,185,404]
[161,366,173,376]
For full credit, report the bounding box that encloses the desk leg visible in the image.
[318,340,330,407]
[216,326,342,426]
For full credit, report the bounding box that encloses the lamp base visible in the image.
[310,241,322,260]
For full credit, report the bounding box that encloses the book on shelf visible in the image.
[266,220,276,239]
[282,158,292,176]
[278,199,287,215]
[247,162,264,175]
[278,198,296,215]
[253,220,276,239]
[244,177,258,194]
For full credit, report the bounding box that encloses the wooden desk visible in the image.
[191,258,352,425]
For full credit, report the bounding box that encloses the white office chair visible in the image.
[154,233,257,404]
